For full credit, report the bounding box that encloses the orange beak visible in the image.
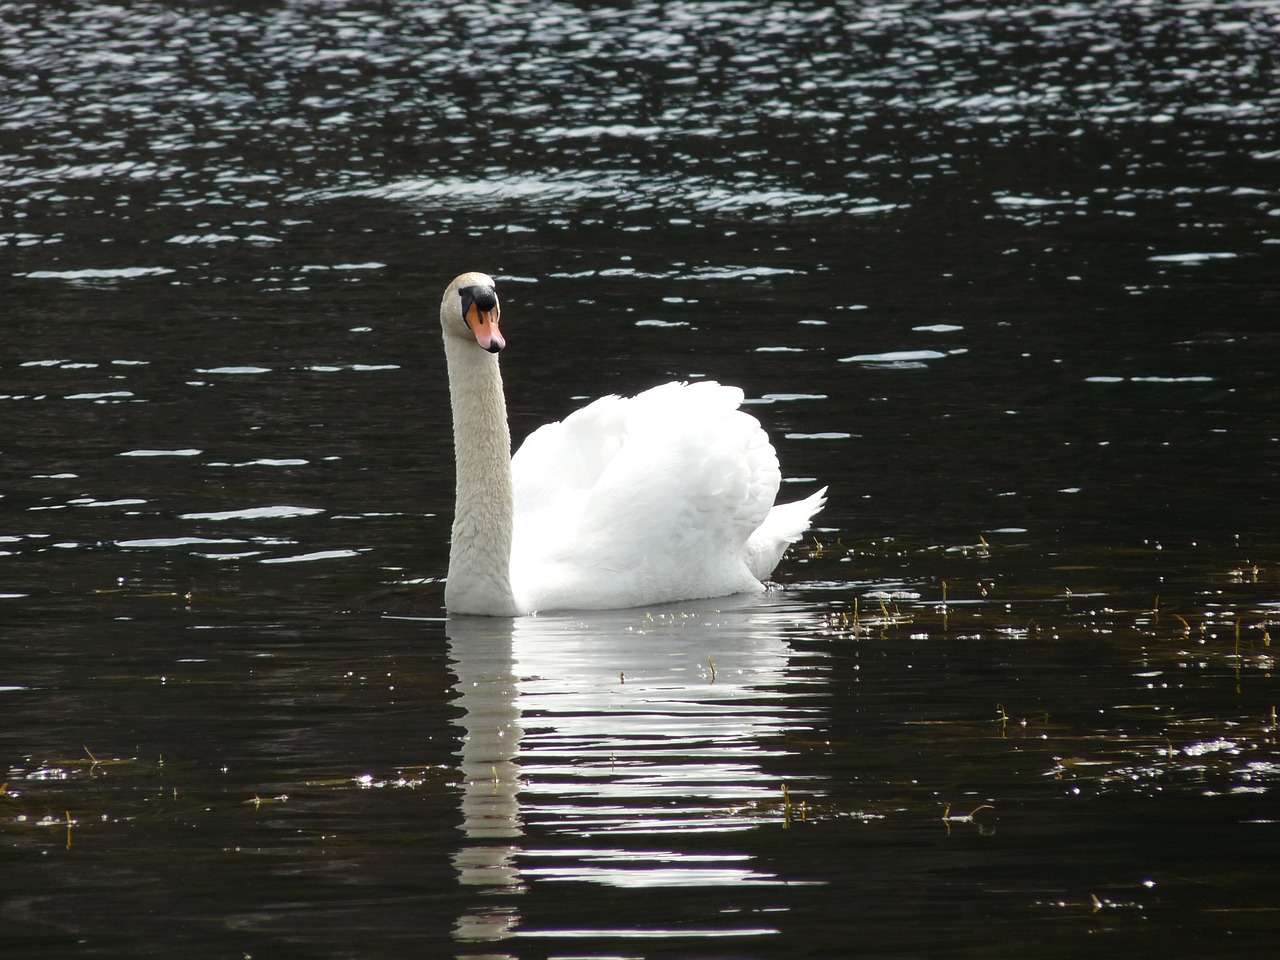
[458,281,505,353]
[466,301,505,353]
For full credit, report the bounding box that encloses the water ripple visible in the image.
[4,0,1274,228]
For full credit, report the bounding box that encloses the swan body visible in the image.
[440,271,826,617]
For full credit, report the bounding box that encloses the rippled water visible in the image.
[3,1,1279,957]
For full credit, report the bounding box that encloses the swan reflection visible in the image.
[447,593,825,946]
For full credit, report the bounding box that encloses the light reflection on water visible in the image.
[4,0,1277,235]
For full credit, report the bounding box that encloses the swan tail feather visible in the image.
[745,486,828,581]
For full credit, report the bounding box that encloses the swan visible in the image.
[439,270,827,616]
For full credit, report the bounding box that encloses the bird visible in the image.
[438,270,827,616]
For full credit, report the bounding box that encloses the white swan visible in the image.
[440,271,827,616]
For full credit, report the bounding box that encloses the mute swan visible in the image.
[440,270,827,616]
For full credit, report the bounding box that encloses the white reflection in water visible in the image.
[446,594,824,944]
[838,349,951,366]
[178,505,324,521]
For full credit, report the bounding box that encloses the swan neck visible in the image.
[443,334,520,615]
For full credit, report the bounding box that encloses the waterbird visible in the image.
[439,271,826,616]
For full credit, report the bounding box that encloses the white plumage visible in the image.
[439,271,826,617]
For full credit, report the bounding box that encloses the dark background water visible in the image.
[2,2,1279,958]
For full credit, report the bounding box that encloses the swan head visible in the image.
[441,271,505,354]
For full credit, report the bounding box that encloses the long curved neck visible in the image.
[443,334,521,616]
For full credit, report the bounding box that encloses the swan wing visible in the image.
[510,381,783,610]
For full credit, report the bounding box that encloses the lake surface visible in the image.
[3,1,1279,957]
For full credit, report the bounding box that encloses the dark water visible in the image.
[3,1,1279,957]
